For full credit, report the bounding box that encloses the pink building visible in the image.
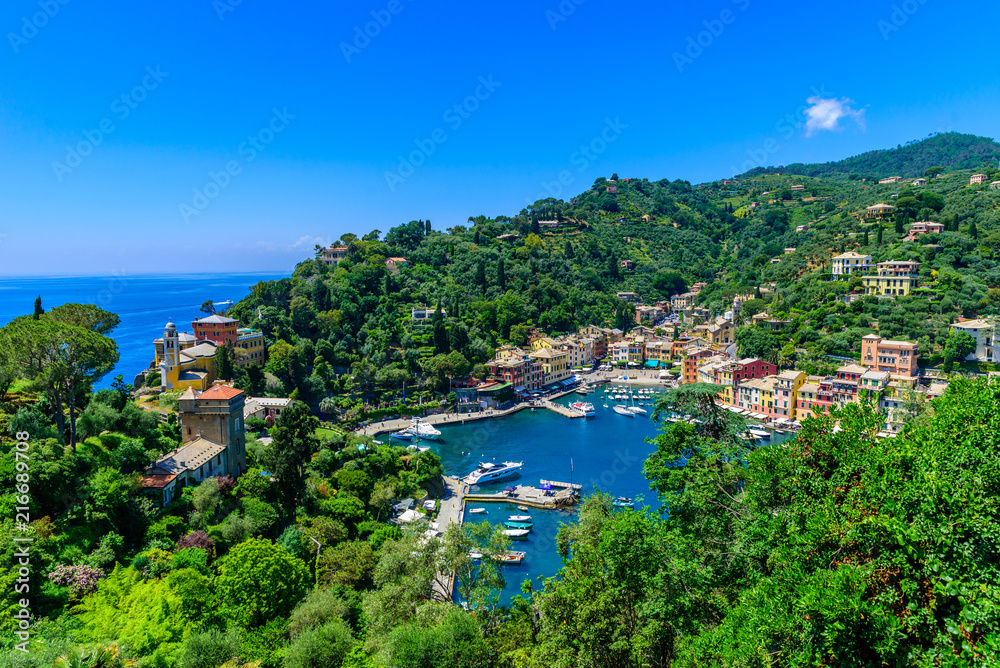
[905,221,944,242]
[861,335,919,377]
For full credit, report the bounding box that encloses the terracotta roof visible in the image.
[200,385,244,400]
[140,473,178,489]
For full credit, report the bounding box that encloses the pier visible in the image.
[538,479,582,490]
[463,483,578,509]
[541,401,584,419]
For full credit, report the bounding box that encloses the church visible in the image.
[157,320,219,391]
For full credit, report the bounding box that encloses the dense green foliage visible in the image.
[741,132,1000,179]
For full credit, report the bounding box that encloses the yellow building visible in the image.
[862,261,920,297]
[529,337,559,352]
[158,321,219,391]
[235,328,266,367]
[153,331,197,365]
[773,370,807,420]
[528,347,571,386]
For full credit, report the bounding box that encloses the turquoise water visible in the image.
[0,272,288,388]
[428,391,668,604]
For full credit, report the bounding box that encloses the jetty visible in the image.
[463,483,578,509]
[541,401,584,419]
[538,479,582,491]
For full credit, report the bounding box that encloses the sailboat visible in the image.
[625,379,648,416]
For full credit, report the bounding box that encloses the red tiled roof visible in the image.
[200,385,244,400]
[140,473,178,489]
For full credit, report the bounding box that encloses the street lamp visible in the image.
[309,537,322,586]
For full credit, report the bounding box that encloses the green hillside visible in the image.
[740,132,1000,179]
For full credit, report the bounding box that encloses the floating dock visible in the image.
[539,479,582,490]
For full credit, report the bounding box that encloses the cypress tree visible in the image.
[432,300,449,354]
[476,262,487,288]
[863,228,869,246]
[497,258,506,291]
[877,225,884,247]
[33,295,44,319]
[969,220,979,239]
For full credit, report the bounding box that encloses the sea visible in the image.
[0,272,289,388]
[0,273,793,604]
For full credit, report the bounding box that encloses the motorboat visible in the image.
[613,405,634,417]
[575,387,590,395]
[502,528,531,539]
[569,401,596,417]
[508,514,531,522]
[503,521,533,531]
[466,461,523,485]
[517,505,529,511]
[748,428,770,439]
[611,497,635,508]
[468,507,488,514]
[406,419,442,441]
[493,551,525,564]
[468,551,484,560]
[390,431,413,441]
[627,406,648,416]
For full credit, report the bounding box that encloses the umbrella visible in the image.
[503,486,517,493]
[539,483,553,490]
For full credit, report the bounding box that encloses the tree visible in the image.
[264,401,319,516]
[318,540,375,589]
[33,295,44,319]
[969,220,979,239]
[284,619,355,668]
[497,257,506,291]
[652,271,687,297]
[431,300,449,355]
[924,165,944,178]
[942,329,977,372]
[0,311,119,450]
[877,225,884,247]
[216,344,236,381]
[215,538,310,629]
[734,326,781,360]
[475,262,487,289]
[200,300,217,315]
[862,228,869,246]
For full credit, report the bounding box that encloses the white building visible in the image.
[950,319,998,362]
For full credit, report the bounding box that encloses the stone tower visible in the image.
[176,385,247,478]
[160,320,179,390]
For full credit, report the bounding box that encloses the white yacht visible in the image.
[467,461,523,485]
[406,419,442,440]
[569,401,595,417]
[613,405,634,417]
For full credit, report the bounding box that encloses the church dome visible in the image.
[165,320,177,332]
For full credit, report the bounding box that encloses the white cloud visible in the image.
[804,96,866,137]
[290,235,328,249]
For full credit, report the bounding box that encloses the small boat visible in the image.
[468,551,483,560]
[517,505,529,511]
[748,428,770,439]
[611,497,635,508]
[603,404,609,408]
[493,551,525,564]
[390,431,413,441]
[503,521,533,531]
[575,387,590,395]
[502,528,531,538]
[468,507,487,514]
[613,405,634,417]
[508,514,531,522]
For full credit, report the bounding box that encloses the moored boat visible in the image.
[502,528,531,538]
[612,496,635,508]
[508,514,531,522]
[390,431,413,441]
[468,507,487,514]
[406,419,442,440]
[613,405,634,417]
[493,551,525,564]
[503,521,533,531]
[569,401,596,417]
[467,461,523,485]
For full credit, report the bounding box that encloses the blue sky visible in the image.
[0,0,997,276]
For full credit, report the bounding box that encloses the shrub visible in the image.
[178,628,240,668]
[283,619,355,668]
[47,564,106,596]
[289,588,352,638]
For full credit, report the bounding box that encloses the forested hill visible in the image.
[739,132,1000,179]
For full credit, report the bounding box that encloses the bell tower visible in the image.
[160,320,179,390]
